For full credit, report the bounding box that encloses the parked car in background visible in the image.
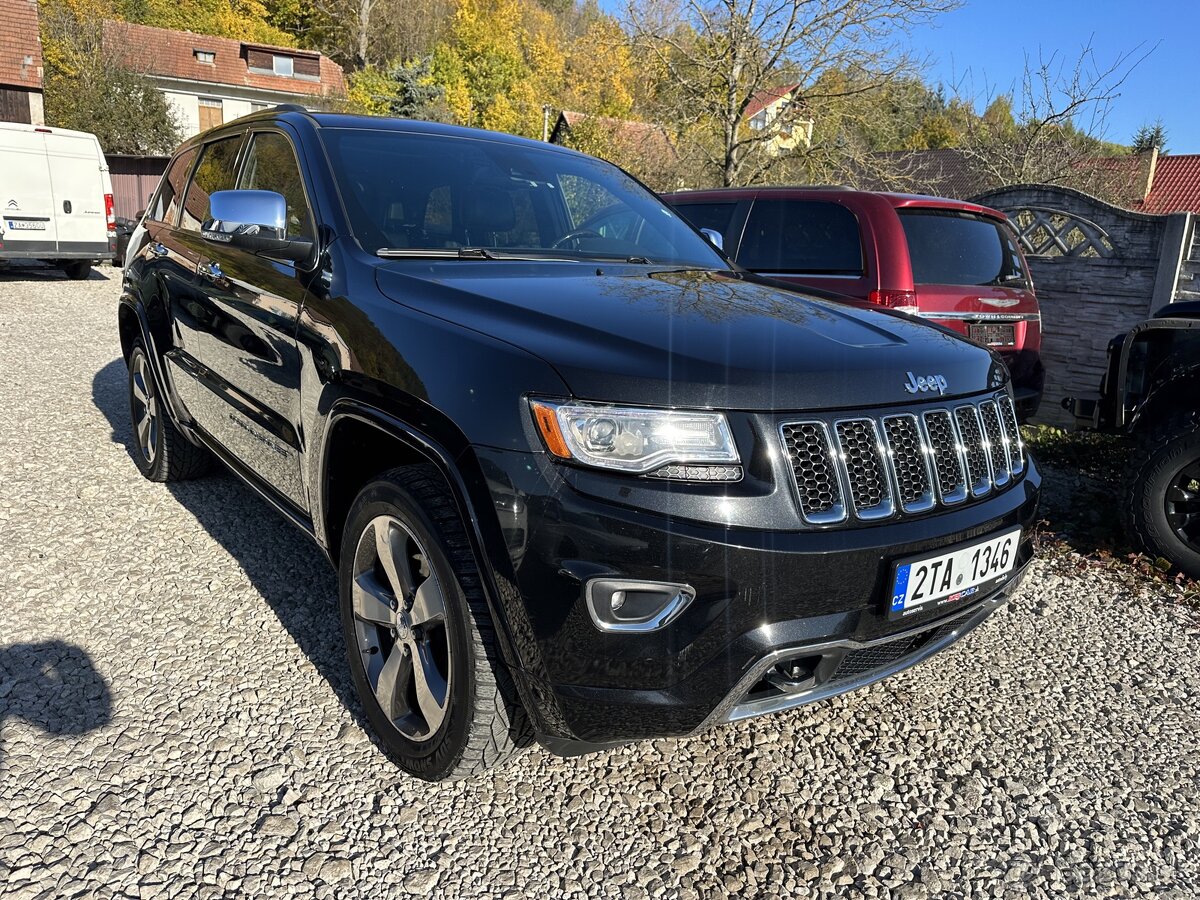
[112,216,136,267]
[118,108,1039,780]
[0,122,116,280]
[665,187,1045,420]
[1066,302,1200,578]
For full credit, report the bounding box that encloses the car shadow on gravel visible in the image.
[91,359,370,737]
[0,641,113,768]
[0,264,112,282]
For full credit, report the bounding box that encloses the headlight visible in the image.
[529,400,739,473]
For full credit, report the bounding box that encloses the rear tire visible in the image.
[126,340,213,482]
[339,466,532,780]
[63,261,91,280]
[1123,409,1200,579]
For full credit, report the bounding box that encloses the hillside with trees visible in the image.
[38,0,1142,196]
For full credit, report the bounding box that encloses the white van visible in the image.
[0,122,115,280]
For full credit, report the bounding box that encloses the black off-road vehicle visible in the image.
[117,108,1039,780]
[1066,302,1200,577]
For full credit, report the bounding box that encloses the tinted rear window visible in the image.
[737,200,863,275]
[673,202,738,236]
[899,210,1028,287]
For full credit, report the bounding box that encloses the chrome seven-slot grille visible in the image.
[780,393,1025,525]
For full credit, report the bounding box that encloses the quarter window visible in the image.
[238,132,312,238]
[738,200,864,275]
[152,146,197,225]
[180,136,242,232]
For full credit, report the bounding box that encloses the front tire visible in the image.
[339,467,531,780]
[126,341,212,481]
[1123,409,1200,579]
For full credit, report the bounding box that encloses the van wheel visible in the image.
[339,466,532,781]
[127,340,213,481]
[1123,409,1200,579]
[63,261,91,280]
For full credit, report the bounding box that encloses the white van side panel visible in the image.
[0,127,58,251]
[44,131,111,252]
[0,123,112,261]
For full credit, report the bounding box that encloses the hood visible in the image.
[375,262,1007,411]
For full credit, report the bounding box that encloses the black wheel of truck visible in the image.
[338,466,532,780]
[126,340,213,482]
[1123,409,1200,579]
[63,261,91,280]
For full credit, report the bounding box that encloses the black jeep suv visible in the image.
[117,108,1040,780]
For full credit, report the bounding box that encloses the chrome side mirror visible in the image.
[202,190,313,263]
[700,228,724,251]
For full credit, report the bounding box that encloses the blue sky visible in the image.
[908,1,1198,153]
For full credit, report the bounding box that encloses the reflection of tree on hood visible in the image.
[0,641,113,760]
[597,267,844,328]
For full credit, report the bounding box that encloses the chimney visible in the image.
[1138,146,1159,201]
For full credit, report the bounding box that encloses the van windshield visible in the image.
[898,210,1029,288]
[320,128,724,267]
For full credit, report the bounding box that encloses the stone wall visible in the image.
[972,185,1192,427]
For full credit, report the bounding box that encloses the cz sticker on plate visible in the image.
[889,527,1021,619]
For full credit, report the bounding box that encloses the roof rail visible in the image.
[274,103,310,113]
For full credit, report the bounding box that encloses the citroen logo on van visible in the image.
[5,199,17,210]
[904,371,949,395]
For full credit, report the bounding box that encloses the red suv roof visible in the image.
[666,186,1008,222]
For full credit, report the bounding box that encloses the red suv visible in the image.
[664,187,1044,419]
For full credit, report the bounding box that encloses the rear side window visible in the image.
[899,210,1028,287]
[180,136,243,232]
[238,132,311,238]
[738,200,863,275]
[151,147,197,225]
[673,202,737,237]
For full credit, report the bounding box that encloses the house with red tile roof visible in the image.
[744,83,813,154]
[0,0,44,125]
[1138,153,1200,214]
[102,20,345,138]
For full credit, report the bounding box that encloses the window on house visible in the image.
[194,50,215,64]
[273,55,294,77]
[198,97,223,132]
[250,102,270,112]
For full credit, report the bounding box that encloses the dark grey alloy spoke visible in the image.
[351,515,451,741]
[131,353,158,464]
[1165,460,1200,550]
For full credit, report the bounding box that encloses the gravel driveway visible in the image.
[1,271,1198,899]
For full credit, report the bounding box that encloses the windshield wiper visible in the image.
[376,247,500,259]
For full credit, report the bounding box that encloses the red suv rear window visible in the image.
[898,210,1028,288]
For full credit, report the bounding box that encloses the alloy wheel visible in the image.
[130,352,159,465]
[351,515,452,742]
[1165,458,1200,552]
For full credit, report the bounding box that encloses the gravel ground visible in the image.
[1,270,1199,900]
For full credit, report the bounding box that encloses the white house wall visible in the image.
[154,77,320,139]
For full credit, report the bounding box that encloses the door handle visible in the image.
[149,242,168,258]
[199,261,224,282]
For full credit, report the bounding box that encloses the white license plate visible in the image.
[889,528,1021,619]
[7,219,47,230]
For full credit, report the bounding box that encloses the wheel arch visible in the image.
[1129,366,1200,435]
[316,400,528,677]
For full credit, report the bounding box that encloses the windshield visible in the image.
[320,127,725,267]
[898,210,1029,288]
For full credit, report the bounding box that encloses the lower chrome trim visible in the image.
[700,560,1030,729]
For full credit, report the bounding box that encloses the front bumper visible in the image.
[475,445,1041,748]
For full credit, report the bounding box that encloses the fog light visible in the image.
[585,578,695,633]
